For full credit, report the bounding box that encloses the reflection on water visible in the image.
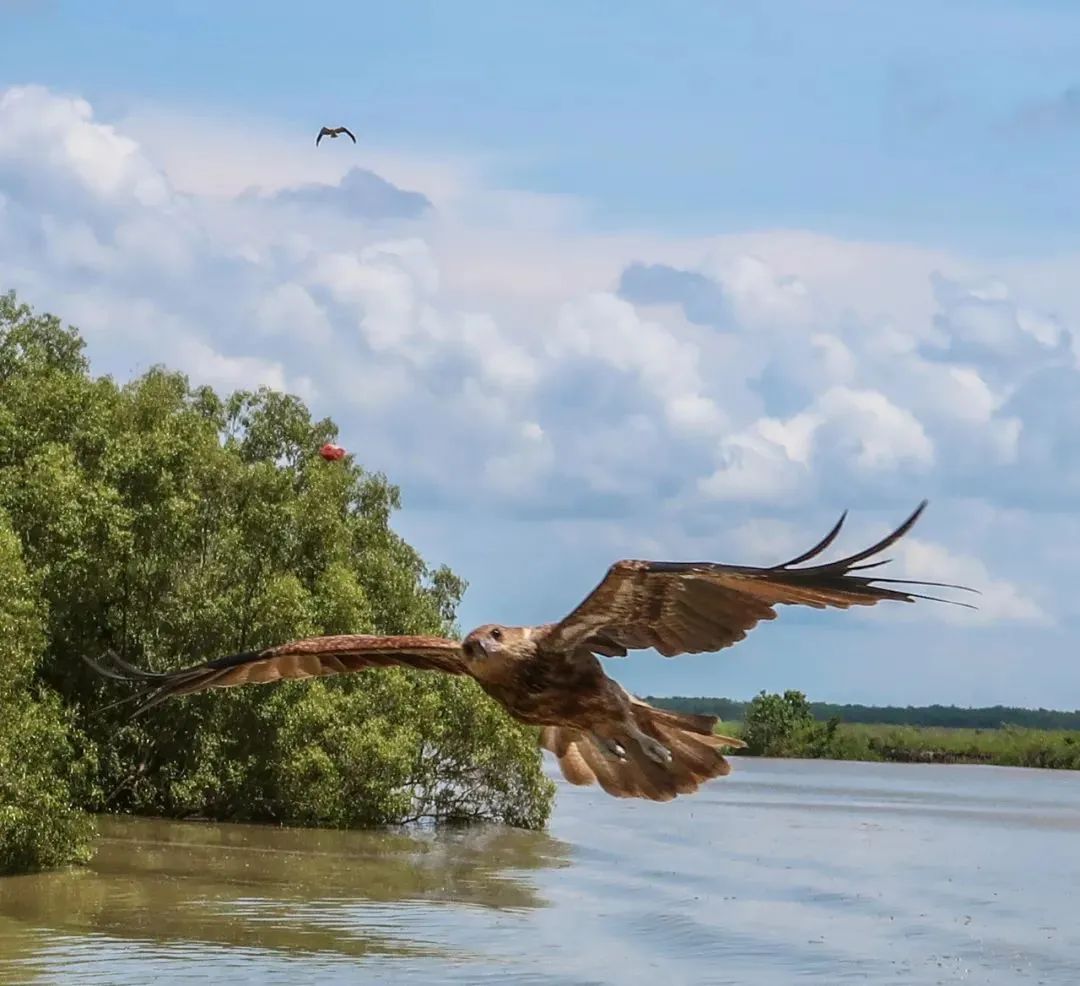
[2,759,1079,984]
[0,815,572,983]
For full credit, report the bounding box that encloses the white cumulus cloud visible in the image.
[1,81,1076,643]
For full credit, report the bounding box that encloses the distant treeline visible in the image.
[646,696,1080,732]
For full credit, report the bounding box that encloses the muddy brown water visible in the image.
[1,757,1078,984]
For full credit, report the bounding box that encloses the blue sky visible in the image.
[2,1,1079,706]
[7,0,1080,249]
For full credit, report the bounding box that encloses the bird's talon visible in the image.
[642,737,672,765]
[592,734,629,761]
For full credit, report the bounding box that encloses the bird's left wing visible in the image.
[340,126,357,142]
[316,126,332,145]
[86,634,466,716]
[543,501,977,660]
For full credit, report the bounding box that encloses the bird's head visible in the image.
[460,624,531,665]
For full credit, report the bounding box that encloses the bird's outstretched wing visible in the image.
[543,501,978,660]
[85,634,466,717]
[316,126,332,145]
[339,126,356,143]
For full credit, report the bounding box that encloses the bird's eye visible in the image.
[491,627,502,641]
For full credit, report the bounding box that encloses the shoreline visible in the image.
[713,721,1080,771]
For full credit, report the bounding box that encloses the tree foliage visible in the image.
[742,689,816,756]
[647,696,747,721]
[0,508,94,874]
[0,290,553,871]
[651,695,1080,732]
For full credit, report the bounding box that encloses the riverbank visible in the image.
[714,721,1080,770]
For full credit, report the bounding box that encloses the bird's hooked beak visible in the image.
[462,638,486,661]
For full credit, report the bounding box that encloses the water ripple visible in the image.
[2,759,1079,984]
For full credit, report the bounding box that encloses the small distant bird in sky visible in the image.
[87,501,976,803]
[316,126,356,146]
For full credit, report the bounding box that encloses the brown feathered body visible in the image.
[86,501,975,803]
[464,624,739,800]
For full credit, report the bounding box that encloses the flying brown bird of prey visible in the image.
[89,501,974,802]
[316,125,356,146]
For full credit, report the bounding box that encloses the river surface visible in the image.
[0,757,1078,985]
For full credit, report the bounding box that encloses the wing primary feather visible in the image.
[787,499,929,573]
[127,684,190,719]
[80,652,137,683]
[852,576,979,592]
[81,651,166,682]
[771,509,848,568]
[845,558,893,571]
[80,653,173,719]
[86,686,157,719]
[880,588,978,608]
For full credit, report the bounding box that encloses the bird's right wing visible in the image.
[543,501,977,660]
[316,126,332,145]
[340,126,357,142]
[86,634,467,716]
